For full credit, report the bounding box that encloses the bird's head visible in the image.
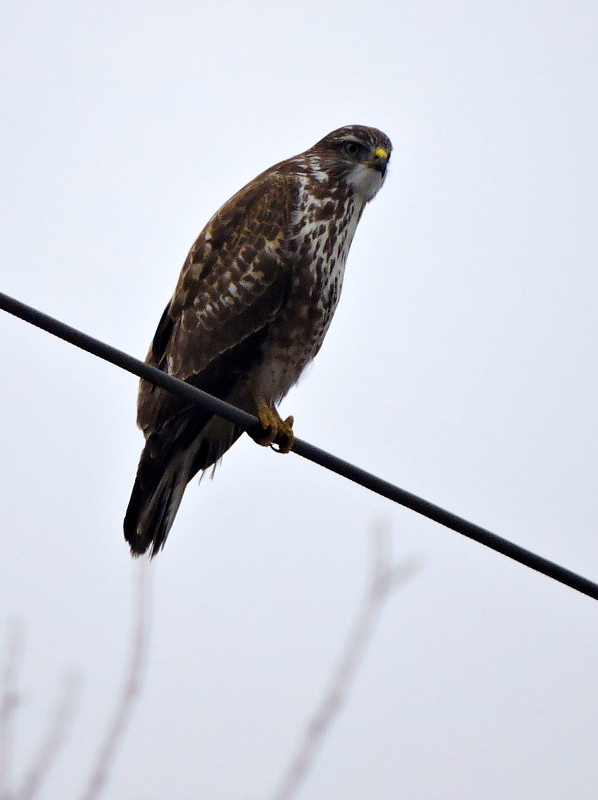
[307,125,392,202]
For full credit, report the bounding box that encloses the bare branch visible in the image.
[77,562,151,800]
[270,526,422,800]
[17,674,80,800]
[0,620,25,800]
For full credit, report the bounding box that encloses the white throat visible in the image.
[347,163,385,203]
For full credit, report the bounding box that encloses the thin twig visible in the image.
[0,621,25,800]
[77,562,151,800]
[17,675,80,800]
[270,527,421,800]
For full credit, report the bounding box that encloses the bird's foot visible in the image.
[254,406,295,453]
[274,415,294,454]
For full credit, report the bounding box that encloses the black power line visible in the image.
[1,289,597,602]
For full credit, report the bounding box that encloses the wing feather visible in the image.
[137,171,298,435]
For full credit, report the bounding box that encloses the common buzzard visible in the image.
[124,125,392,556]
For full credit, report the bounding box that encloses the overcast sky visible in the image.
[1,1,597,798]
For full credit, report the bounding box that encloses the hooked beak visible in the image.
[369,146,389,176]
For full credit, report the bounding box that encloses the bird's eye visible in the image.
[342,141,361,157]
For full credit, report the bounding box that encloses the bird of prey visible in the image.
[124,125,392,556]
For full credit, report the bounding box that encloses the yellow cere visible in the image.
[374,147,389,159]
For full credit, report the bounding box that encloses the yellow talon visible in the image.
[274,415,295,454]
[252,403,295,453]
[256,406,279,447]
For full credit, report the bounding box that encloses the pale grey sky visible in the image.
[1,1,597,798]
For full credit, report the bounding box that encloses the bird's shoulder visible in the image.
[169,167,301,319]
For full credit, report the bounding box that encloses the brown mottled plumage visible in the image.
[124,125,392,556]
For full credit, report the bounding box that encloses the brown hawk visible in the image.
[124,125,392,556]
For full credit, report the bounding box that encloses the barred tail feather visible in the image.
[124,447,193,557]
[124,413,243,557]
